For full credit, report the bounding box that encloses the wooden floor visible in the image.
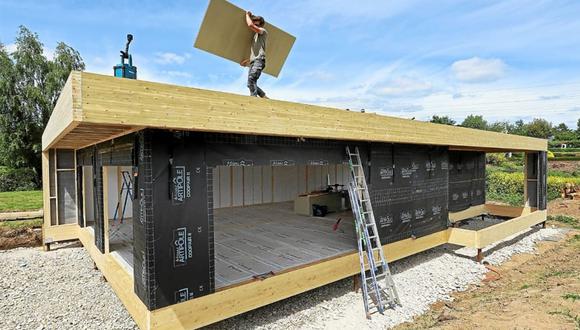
[214,202,356,288]
[109,218,133,269]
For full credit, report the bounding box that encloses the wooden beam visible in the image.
[449,204,486,223]
[447,227,478,248]
[0,210,43,221]
[477,210,547,248]
[149,230,448,329]
[77,227,150,329]
[44,71,548,153]
[43,223,79,244]
[484,204,535,218]
[42,151,51,247]
[103,166,110,254]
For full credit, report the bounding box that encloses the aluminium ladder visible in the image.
[346,146,400,318]
[112,170,133,224]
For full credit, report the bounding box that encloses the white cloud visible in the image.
[154,52,190,65]
[164,70,192,79]
[373,76,432,97]
[5,43,17,53]
[451,57,507,83]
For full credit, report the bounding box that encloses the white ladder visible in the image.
[346,146,400,318]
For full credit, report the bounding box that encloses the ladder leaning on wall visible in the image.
[346,146,400,318]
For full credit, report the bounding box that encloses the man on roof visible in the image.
[240,11,269,99]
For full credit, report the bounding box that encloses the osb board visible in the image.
[194,0,295,77]
[42,71,548,152]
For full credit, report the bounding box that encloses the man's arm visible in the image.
[246,11,264,34]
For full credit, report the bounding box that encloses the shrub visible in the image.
[486,170,580,203]
[0,167,38,192]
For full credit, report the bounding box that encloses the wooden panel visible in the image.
[449,204,486,223]
[149,230,448,329]
[262,166,273,202]
[43,223,79,243]
[477,210,547,248]
[77,228,150,330]
[194,0,296,77]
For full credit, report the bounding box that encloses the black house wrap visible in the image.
[76,129,493,310]
[448,151,486,212]
[133,130,212,310]
[368,144,449,244]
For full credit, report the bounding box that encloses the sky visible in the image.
[1,0,579,127]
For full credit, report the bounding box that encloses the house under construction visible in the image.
[42,71,548,329]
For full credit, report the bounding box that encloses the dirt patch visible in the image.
[549,199,580,219]
[394,230,580,329]
[549,161,580,174]
[0,227,42,249]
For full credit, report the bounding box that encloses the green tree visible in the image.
[576,118,580,137]
[552,123,575,141]
[461,114,488,130]
[488,121,511,133]
[430,115,456,125]
[524,118,552,139]
[509,119,527,136]
[0,26,84,185]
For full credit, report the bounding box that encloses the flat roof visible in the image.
[42,71,547,152]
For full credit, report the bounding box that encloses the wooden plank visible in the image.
[77,227,150,330]
[43,223,79,243]
[447,228,478,248]
[149,230,448,329]
[194,0,296,77]
[103,166,110,254]
[484,204,535,218]
[449,204,486,223]
[477,210,547,248]
[42,151,51,245]
[0,210,43,221]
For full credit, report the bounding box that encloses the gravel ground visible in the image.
[0,242,137,330]
[0,227,565,330]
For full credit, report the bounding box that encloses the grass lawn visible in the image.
[0,190,43,212]
[0,218,43,229]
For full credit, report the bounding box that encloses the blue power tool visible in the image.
[113,34,137,79]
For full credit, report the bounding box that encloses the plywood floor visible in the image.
[214,202,356,289]
[109,218,133,269]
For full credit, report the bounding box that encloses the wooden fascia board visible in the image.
[42,72,82,150]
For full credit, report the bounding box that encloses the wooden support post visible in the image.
[353,274,361,292]
[476,248,483,263]
[541,221,546,228]
[43,243,51,252]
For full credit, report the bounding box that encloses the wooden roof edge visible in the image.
[42,72,82,150]
[42,71,548,152]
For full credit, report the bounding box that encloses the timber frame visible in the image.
[42,71,548,329]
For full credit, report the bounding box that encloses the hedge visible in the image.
[487,170,580,202]
[549,148,580,153]
[550,156,580,161]
[0,167,38,192]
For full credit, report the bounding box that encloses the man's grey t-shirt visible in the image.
[250,29,268,62]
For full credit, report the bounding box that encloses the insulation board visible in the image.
[194,0,296,77]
